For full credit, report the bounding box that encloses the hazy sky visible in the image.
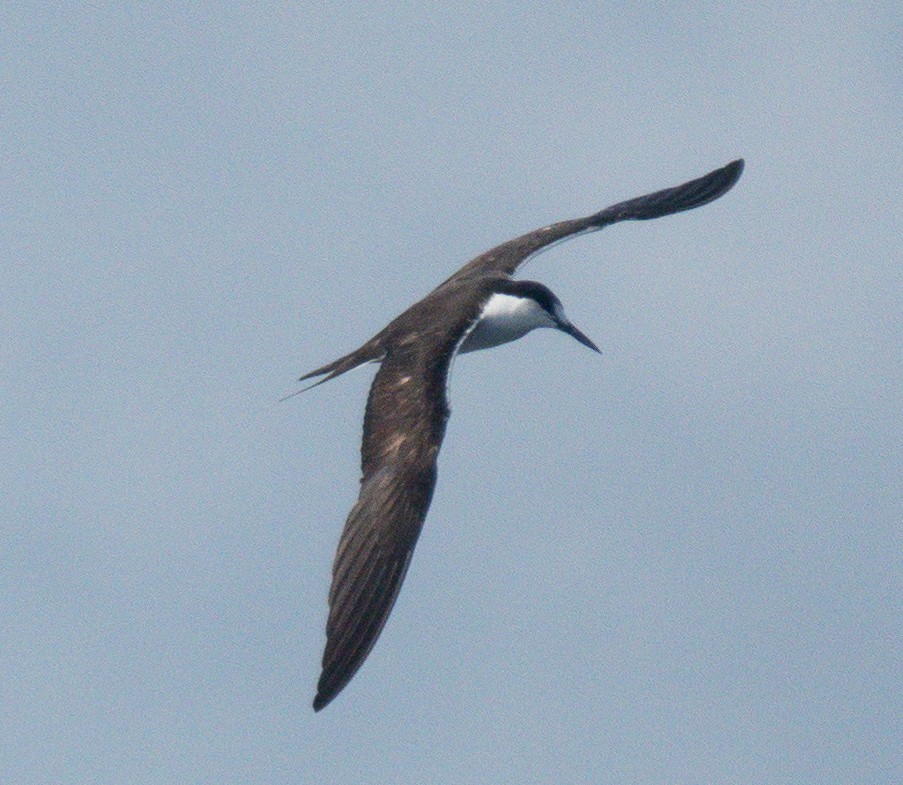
[2,4,901,783]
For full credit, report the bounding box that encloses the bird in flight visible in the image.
[298,159,744,711]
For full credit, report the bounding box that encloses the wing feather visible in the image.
[313,332,468,711]
[445,159,743,283]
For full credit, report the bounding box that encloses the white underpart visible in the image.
[458,293,556,354]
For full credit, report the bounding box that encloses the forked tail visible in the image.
[281,337,386,400]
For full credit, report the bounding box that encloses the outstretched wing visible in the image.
[443,159,744,285]
[313,318,471,711]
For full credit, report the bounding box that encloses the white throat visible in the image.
[458,293,555,354]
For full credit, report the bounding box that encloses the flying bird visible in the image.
[299,159,744,710]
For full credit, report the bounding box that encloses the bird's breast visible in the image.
[458,292,553,354]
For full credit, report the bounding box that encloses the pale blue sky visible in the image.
[2,3,901,783]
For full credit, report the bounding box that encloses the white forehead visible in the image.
[480,292,557,327]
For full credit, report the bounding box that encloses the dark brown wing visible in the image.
[313,299,479,711]
[443,159,744,285]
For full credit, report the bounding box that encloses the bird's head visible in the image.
[493,279,601,354]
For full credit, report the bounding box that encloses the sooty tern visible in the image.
[299,159,744,710]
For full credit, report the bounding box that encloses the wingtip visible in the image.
[702,158,744,198]
[686,156,745,209]
[723,157,745,185]
[313,679,341,712]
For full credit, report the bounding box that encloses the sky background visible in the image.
[2,3,901,783]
